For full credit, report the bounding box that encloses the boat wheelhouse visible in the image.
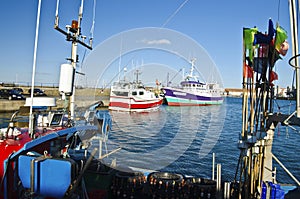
[109,79,163,112]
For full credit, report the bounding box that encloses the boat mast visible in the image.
[289,0,300,117]
[118,37,123,82]
[235,18,291,197]
[134,69,141,83]
[189,58,195,77]
[185,58,198,81]
[234,1,300,194]
[54,0,93,119]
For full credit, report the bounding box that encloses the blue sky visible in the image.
[0,0,293,88]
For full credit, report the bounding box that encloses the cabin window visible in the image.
[50,114,63,126]
[113,91,128,96]
[132,91,137,95]
[139,91,144,95]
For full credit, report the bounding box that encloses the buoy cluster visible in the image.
[110,171,216,199]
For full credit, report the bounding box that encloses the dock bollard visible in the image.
[212,153,215,181]
[216,164,222,199]
[216,164,221,191]
[224,182,231,199]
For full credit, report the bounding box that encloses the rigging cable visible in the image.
[90,0,97,39]
[161,0,189,28]
[277,0,281,22]
[79,0,96,71]
[168,68,182,85]
[102,56,138,90]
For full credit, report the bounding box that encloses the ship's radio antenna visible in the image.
[54,0,94,119]
[54,0,93,50]
[28,0,42,137]
[90,0,97,39]
[55,0,59,26]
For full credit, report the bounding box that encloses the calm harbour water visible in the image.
[0,97,299,185]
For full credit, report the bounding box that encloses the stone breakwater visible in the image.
[0,100,26,112]
[0,87,110,112]
[0,97,110,113]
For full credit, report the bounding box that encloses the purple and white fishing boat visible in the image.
[161,59,223,106]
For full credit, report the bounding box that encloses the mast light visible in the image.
[71,20,78,33]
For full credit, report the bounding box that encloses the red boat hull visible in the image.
[0,127,65,198]
[109,96,163,112]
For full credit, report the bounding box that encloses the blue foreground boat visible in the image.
[0,1,218,198]
[2,0,300,198]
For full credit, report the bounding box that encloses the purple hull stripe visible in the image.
[163,88,223,101]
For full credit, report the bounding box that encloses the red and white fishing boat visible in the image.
[109,70,163,112]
